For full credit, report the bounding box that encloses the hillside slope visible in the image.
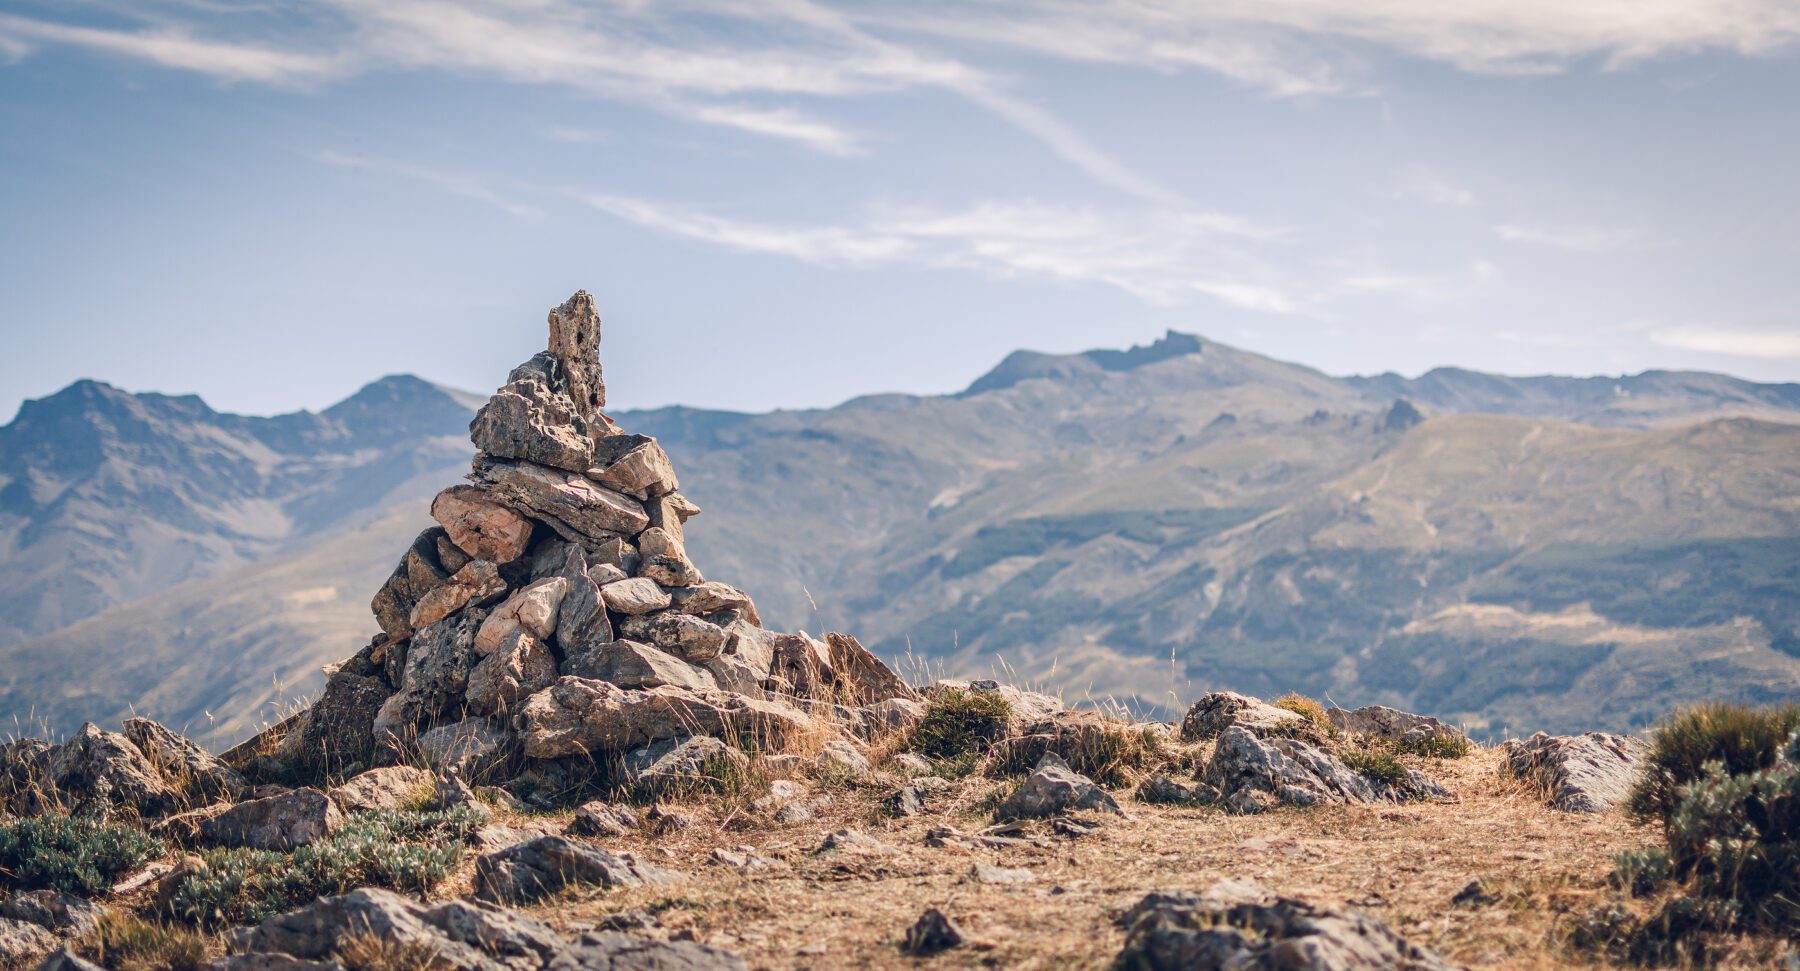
[3,332,1796,743]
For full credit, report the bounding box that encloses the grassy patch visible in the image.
[79,911,208,971]
[910,688,1011,761]
[164,805,482,930]
[335,932,453,971]
[1339,748,1409,790]
[1391,732,1473,760]
[0,813,165,896]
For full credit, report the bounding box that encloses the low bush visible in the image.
[911,688,1011,761]
[1271,693,1335,733]
[1627,702,1800,824]
[0,813,164,896]
[165,805,481,930]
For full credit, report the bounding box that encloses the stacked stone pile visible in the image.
[241,291,917,788]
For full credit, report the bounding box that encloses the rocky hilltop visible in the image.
[1,293,1795,970]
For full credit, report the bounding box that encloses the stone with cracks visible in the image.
[824,633,917,705]
[470,355,597,473]
[41,722,179,819]
[634,526,702,587]
[616,612,726,662]
[200,788,343,850]
[998,753,1125,820]
[475,577,568,654]
[667,581,757,623]
[546,290,607,420]
[624,735,748,794]
[466,629,560,717]
[562,640,716,691]
[1,891,104,937]
[123,717,247,806]
[328,766,433,813]
[567,802,639,839]
[409,560,506,630]
[473,835,679,904]
[600,577,670,615]
[643,493,700,546]
[1180,691,1305,742]
[1114,880,1458,971]
[472,458,648,543]
[586,434,678,500]
[282,671,389,777]
[432,486,534,564]
[0,919,57,967]
[374,609,484,742]
[517,678,812,759]
[416,717,514,779]
[370,528,452,641]
[543,548,612,652]
[1499,731,1647,813]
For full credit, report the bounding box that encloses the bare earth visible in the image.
[439,747,1757,970]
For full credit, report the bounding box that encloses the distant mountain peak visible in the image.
[962,329,1208,396]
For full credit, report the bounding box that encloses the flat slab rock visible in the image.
[1116,879,1459,971]
[1499,731,1648,813]
[1180,691,1305,741]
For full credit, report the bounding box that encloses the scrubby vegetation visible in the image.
[164,806,482,930]
[1391,731,1473,759]
[910,687,1011,762]
[0,811,165,895]
[1339,747,1410,789]
[1580,703,1800,964]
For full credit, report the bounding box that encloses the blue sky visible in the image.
[2,1,1798,423]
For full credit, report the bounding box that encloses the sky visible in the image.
[2,1,1799,424]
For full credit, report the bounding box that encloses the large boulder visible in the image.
[431,486,535,564]
[1498,731,1647,813]
[200,788,343,850]
[1114,879,1459,970]
[472,836,679,904]
[472,458,648,543]
[1202,727,1447,813]
[1180,691,1305,742]
[516,679,813,759]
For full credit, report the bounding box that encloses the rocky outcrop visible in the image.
[1114,879,1458,970]
[1180,691,1304,742]
[1499,731,1647,813]
[1203,726,1448,813]
[1328,705,1469,746]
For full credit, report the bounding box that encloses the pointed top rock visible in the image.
[548,290,605,417]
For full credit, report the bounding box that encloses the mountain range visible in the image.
[2,333,1796,746]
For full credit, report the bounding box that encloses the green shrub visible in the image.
[0,813,164,896]
[165,805,481,929]
[1611,847,1672,896]
[911,688,1011,761]
[1271,693,1333,732]
[1627,702,1800,825]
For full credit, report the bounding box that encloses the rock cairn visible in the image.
[240,291,917,790]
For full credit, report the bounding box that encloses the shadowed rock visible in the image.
[472,835,679,904]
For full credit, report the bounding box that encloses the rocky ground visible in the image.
[4,292,1794,970]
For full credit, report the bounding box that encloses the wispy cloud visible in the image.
[574,192,1299,311]
[315,151,542,218]
[0,11,333,83]
[1651,324,1800,358]
[1494,222,1659,252]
